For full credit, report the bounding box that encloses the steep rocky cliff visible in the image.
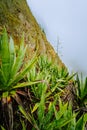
[0,0,65,67]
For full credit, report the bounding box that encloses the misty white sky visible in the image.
[27,0,87,76]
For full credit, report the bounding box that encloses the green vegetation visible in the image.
[0,29,87,130]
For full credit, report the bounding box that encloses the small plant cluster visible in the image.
[0,29,87,130]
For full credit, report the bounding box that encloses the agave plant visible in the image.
[0,28,42,130]
[76,74,87,102]
[75,74,87,110]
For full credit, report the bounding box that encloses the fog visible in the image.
[27,0,87,77]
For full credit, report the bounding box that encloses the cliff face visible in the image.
[0,0,65,67]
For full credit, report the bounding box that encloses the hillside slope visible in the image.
[0,0,65,67]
